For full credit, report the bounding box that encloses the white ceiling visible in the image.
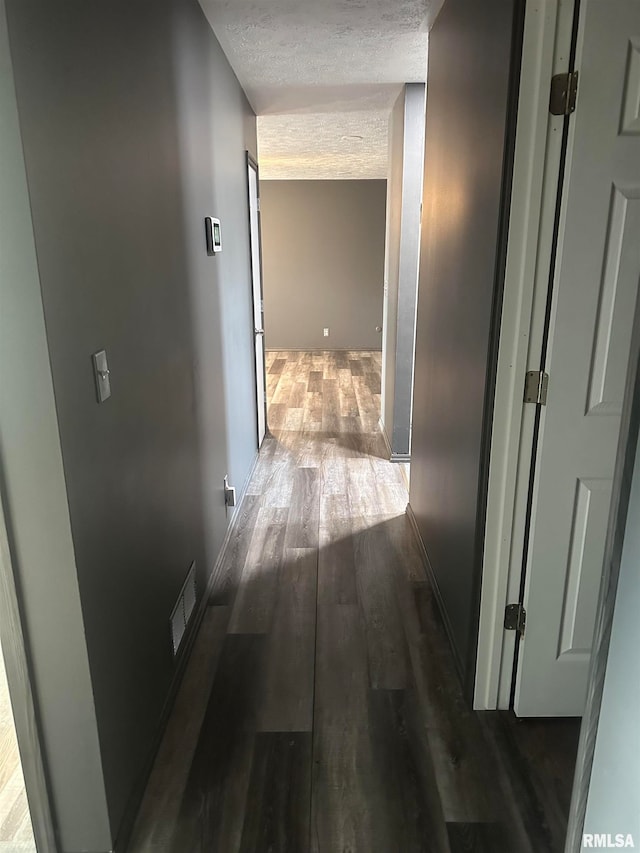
[198,0,439,179]
[258,111,390,180]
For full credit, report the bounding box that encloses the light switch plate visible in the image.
[92,350,111,403]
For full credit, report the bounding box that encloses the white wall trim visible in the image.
[474,0,577,710]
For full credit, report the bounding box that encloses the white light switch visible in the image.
[92,350,111,403]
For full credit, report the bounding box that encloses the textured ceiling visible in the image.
[199,0,439,179]
[258,111,390,180]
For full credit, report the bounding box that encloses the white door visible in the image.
[515,0,640,716]
[247,154,266,447]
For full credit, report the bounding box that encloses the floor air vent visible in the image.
[170,562,197,657]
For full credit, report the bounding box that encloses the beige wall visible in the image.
[260,180,386,351]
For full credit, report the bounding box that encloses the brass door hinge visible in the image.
[524,370,549,406]
[550,71,578,116]
[504,603,526,636]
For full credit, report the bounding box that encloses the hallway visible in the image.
[128,351,577,853]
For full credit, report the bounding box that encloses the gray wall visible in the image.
[5,0,257,847]
[581,432,640,848]
[409,0,520,680]
[0,5,111,849]
[260,180,386,351]
[381,83,425,460]
[172,0,259,566]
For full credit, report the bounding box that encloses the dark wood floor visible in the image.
[127,350,580,853]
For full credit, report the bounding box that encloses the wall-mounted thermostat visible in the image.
[205,216,222,255]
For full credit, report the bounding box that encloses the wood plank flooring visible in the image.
[0,653,36,852]
[127,350,579,853]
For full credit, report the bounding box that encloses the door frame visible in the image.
[0,494,58,851]
[475,0,581,710]
[476,0,640,837]
[246,151,268,447]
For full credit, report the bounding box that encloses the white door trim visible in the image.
[246,152,267,448]
[475,0,578,710]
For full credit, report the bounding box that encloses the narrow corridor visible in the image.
[128,351,578,853]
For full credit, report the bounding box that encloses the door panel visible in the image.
[515,0,640,716]
[558,477,610,656]
[586,188,640,416]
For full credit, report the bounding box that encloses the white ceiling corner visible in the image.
[199,0,437,180]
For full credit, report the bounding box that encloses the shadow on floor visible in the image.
[127,349,578,853]
[128,506,578,853]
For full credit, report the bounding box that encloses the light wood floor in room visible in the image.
[0,653,35,852]
[128,350,578,853]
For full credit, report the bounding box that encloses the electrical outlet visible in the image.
[323,327,329,337]
[224,475,236,508]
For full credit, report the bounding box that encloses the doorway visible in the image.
[247,152,267,449]
[0,497,56,852]
[513,0,640,717]
[256,178,387,434]
[477,0,640,718]
[0,650,36,851]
